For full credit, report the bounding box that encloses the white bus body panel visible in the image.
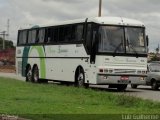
[16,44,91,83]
[95,56,147,85]
[16,45,147,85]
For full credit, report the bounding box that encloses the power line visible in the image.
[7,19,10,39]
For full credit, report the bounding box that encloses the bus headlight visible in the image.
[103,69,113,73]
[109,70,113,73]
[99,69,114,74]
[137,70,147,74]
[99,69,104,73]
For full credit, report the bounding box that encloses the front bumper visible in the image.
[97,74,146,85]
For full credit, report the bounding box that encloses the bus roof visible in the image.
[20,16,145,30]
[90,17,145,27]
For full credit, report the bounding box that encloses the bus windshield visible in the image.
[98,26,147,54]
[125,27,146,54]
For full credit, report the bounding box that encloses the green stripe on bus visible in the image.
[29,46,46,79]
[22,46,30,77]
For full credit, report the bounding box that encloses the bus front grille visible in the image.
[114,69,136,74]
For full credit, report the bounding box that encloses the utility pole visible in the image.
[2,31,6,50]
[98,0,102,17]
[7,19,10,39]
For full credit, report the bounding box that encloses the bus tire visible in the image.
[117,84,127,92]
[26,65,32,82]
[32,65,39,83]
[131,84,138,89]
[84,83,89,88]
[75,67,85,87]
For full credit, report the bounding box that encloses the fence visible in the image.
[0,48,15,65]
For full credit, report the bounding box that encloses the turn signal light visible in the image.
[142,71,146,74]
[109,70,113,73]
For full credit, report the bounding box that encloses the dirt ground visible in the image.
[0,65,16,73]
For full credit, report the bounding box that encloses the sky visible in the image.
[0,0,160,52]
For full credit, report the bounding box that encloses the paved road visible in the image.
[126,86,160,102]
[91,85,160,102]
[0,73,160,102]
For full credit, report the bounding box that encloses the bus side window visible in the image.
[76,24,84,41]
[59,27,65,42]
[38,28,45,44]
[71,25,76,42]
[60,25,75,43]
[28,29,37,44]
[53,28,59,43]
[64,25,77,43]
[64,26,71,42]
[46,28,52,43]
[18,30,27,45]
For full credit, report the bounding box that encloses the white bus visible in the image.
[16,17,148,91]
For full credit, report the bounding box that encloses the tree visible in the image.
[151,54,159,61]
[156,44,159,54]
[150,44,160,61]
[0,37,15,50]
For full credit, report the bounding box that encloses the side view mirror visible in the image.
[146,35,149,46]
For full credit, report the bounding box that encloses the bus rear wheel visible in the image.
[75,67,85,87]
[26,65,32,82]
[32,66,39,83]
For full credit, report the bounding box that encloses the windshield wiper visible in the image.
[113,42,123,57]
[113,37,124,57]
[127,39,139,58]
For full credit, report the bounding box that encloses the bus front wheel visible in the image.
[75,67,85,87]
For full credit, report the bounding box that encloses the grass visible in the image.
[0,77,160,120]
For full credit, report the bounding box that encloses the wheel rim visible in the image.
[33,67,39,83]
[27,70,32,81]
[34,73,38,82]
